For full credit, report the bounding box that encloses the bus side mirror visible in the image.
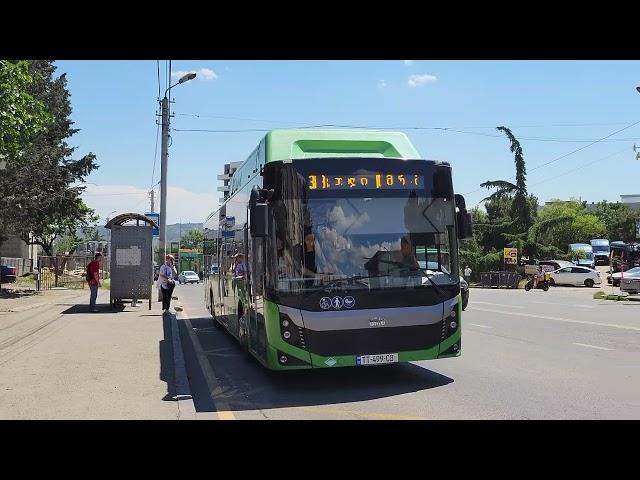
[249,186,270,237]
[250,203,268,237]
[455,194,473,239]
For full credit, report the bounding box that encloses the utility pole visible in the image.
[159,96,169,259]
[158,70,196,261]
[149,189,155,213]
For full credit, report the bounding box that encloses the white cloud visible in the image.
[82,184,218,224]
[403,60,414,65]
[377,79,387,89]
[171,68,218,82]
[408,74,437,87]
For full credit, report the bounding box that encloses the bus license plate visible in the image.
[356,353,398,366]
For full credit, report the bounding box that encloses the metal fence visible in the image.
[479,271,521,289]
[0,257,34,277]
[37,255,110,291]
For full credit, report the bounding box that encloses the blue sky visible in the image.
[55,60,640,224]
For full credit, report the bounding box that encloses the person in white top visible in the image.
[464,265,472,283]
[159,254,177,311]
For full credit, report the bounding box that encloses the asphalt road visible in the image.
[174,282,640,419]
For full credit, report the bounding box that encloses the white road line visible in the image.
[468,306,640,332]
[468,323,493,329]
[530,301,594,309]
[473,301,525,309]
[572,343,612,351]
[180,309,236,420]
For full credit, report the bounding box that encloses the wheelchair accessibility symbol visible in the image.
[319,297,332,310]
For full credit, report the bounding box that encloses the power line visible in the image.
[528,147,629,188]
[463,118,640,198]
[150,121,160,189]
[173,112,635,130]
[172,122,640,143]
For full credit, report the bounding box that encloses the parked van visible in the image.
[590,239,610,265]
[569,243,595,269]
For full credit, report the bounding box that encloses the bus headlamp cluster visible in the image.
[280,312,307,350]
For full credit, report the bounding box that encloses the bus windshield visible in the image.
[267,159,458,295]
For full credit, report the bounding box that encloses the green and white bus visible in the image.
[204,129,472,370]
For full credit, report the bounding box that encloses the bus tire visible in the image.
[211,295,222,327]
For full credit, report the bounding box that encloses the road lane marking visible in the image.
[468,307,640,332]
[530,301,594,309]
[468,323,493,329]
[473,301,524,308]
[572,343,612,351]
[181,309,236,420]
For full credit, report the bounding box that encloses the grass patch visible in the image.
[593,291,606,300]
[14,274,36,287]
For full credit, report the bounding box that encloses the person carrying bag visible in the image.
[159,254,177,312]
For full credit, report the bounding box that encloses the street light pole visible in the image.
[158,71,196,260]
[159,95,170,260]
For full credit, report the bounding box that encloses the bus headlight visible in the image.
[279,312,308,350]
[450,321,457,330]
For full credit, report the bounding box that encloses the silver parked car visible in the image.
[178,271,200,285]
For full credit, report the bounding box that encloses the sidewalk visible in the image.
[0,288,179,419]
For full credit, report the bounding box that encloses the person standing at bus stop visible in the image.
[159,254,177,311]
[87,253,103,312]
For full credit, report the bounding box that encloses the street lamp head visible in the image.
[179,72,197,84]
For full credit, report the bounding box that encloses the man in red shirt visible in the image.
[87,253,103,312]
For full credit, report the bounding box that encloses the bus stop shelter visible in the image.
[105,213,157,310]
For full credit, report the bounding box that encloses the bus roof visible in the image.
[264,129,421,161]
[569,243,592,250]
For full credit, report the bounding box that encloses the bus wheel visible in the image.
[211,296,221,328]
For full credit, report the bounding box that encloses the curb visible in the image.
[168,309,197,420]
[594,292,640,302]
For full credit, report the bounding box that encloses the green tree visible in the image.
[0,60,51,245]
[594,201,640,243]
[81,225,105,242]
[0,60,51,167]
[480,126,533,234]
[536,200,606,252]
[478,127,538,262]
[181,229,204,250]
[1,61,99,255]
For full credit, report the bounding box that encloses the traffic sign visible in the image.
[145,212,160,237]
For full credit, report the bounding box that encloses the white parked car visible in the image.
[549,266,601,287]
[178,271,200,284]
